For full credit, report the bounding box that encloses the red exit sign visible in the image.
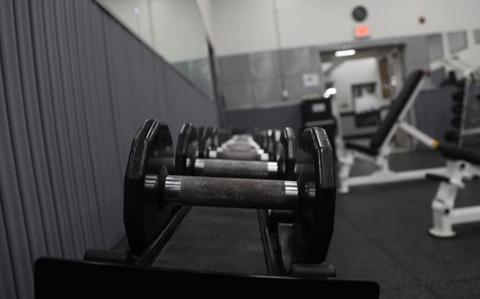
[355,25,370,38]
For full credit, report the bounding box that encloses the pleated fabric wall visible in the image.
[0,0,218,298]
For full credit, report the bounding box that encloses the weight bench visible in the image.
[338,70,445,193]
[428,145,480,237]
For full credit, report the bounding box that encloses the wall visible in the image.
[209,0,480,56]
[0,0,218,298]
[205,0,480,136]
[150,0,208,62]
[100,0,209,63]
[210,0,278,55]
[196,0,214,43]
[98,0,153,44]
[98,0,214,98]
[218,46,324,110]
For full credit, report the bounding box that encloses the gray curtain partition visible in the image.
[0,0,218,298]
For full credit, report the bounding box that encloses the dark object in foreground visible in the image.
[34,257,380,298]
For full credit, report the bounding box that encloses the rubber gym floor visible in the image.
[329,147,480,299]
[128,147,480,299]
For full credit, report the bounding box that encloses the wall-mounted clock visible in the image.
[352,6,368,22]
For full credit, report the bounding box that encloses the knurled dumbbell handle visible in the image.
[194,158,278,179]
[163,175,298,210]
[210,150,269,161]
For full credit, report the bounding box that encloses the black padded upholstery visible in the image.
[439,145,480,165]
[425,173,451,183]
[345,141,379,156]
[369,70,425,149]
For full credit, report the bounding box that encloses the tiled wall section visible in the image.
[173,57,213,98]
[447,30,468,53]
[474,29,480,44]
[219,46,324,110]
[427,34,444,61]
[218,32,473,113]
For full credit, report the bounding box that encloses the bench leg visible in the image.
[429,182,459,238]
[338,151,354,194]
[428,160,480,238]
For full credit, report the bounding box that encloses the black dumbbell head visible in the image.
[266,130,275,161]
[176,123,198,175]
[217,129,232,145]
[280,127,296,180]
[293,127,336,265]
[210,127,219,148]
[124,120,178,255]
[197,126,214,158]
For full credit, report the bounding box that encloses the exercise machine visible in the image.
[338,70,446,193]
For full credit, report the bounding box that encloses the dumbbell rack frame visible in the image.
[34,257,380,298]
[130,204,294,276]
[134,206,192,267]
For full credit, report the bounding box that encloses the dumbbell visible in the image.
[217,128,232,146]
[124,120,181,255]
[254,129,280,161]
[212,136,269,161]
[197,126,214,158]
[125,119,336,268]
[199,126,259,157]
[145,124,267,176]
[266,130,282,162]
[252,129,267,152]
[198,126,232,156]
[176,124,300,233]
[174,123,296,180]
[206,128,269,161]
[148,123,296,180]
[242,128,281,162]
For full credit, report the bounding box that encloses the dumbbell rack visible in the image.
[78,122,336,277]
[121,122,336,277]
[34,121,379,297]
[459,76,480,146]
[441,57,480,146]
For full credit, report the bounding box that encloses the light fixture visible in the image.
[324,87,337,98]
[334,49,356,57]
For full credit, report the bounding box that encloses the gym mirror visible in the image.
[96,0,213,99]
